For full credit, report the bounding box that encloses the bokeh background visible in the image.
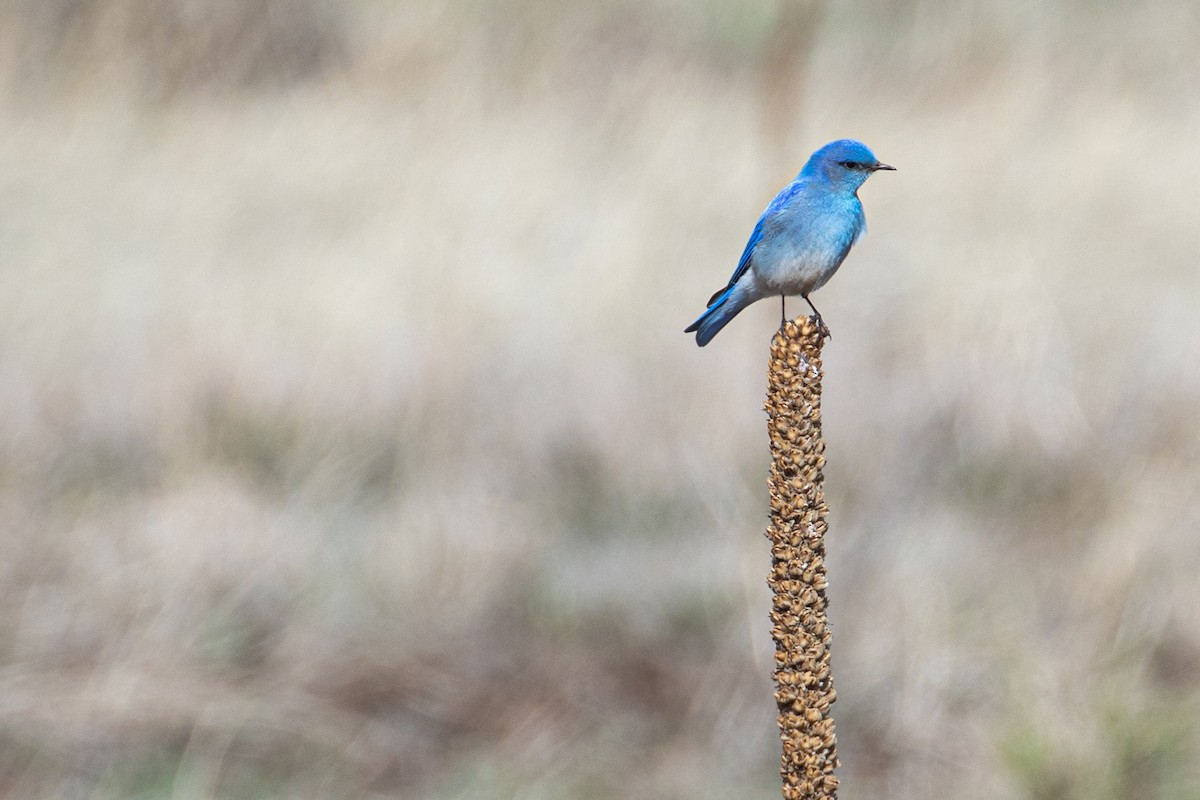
[2,1,1199,797]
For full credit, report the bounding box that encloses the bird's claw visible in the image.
[812,314,831,340]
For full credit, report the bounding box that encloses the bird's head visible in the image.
[801,139,895,191]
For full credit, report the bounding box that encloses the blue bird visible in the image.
[685,139,894,346]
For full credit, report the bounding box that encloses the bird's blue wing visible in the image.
[705,181,803,307]
[707,218,764,306]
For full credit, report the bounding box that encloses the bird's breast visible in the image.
[750,208,860,295]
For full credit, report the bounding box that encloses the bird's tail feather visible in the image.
[684,286,746,347]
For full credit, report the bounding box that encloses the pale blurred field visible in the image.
[1,1,1199,798]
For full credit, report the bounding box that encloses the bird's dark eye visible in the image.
[839,160,862,170]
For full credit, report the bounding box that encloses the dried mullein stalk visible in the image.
[764,317,838,800]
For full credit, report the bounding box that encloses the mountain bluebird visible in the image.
[685,139,894,346]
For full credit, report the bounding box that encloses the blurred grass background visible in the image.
[1,0,1199,797]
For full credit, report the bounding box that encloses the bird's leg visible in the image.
[802,294,831,340]
[780,294,786,326]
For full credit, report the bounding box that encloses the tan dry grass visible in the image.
[0,1,1198,797]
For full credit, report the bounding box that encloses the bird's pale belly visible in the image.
[751,250,843,296]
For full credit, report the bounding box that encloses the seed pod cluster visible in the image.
[764,317,838,799]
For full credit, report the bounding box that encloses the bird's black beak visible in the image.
[872,162,896,171]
